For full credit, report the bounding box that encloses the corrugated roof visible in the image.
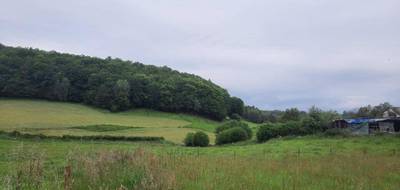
[344,118,370,124]
[337,118,396,124]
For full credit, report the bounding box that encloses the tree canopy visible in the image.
[0,45,244,120]
[342,102,395,119]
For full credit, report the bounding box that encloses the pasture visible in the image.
[0,99,218,143]
[0,99,399,189]
[0,135,399,189]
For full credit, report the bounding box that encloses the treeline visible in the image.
[243,102,398,124]
[184,105,341,146]
[255,102,399,142]
[0,44,244,120]
[256,107,340,142]
[243,106,308,123]
[342,102,398,119]
[184,103,398,146]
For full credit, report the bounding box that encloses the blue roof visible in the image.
[345,118,370,124]
[335,118,394,124]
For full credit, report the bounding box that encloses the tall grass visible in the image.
[66,149,176,190]
[1,145,399,190]
[167,152,400,190]
[2,146,176,190]
[2,145,47,190]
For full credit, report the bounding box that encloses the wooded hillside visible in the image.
[0,44,243,120]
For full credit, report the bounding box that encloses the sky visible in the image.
[1,0,399,111]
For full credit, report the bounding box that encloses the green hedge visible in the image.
[256,121,310,142]
[216,127,248,145]
[215,121,252,145]
[0,130,164,142]
[215,120,252,138]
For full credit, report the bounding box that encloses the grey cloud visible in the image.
[1,0,399,111]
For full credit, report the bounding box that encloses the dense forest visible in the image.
[0,44,244,120]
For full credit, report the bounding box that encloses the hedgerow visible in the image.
[215,121,252,145]
[0,131,164,142]
[216,127,248,145]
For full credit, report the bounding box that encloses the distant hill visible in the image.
[0,44,244,120]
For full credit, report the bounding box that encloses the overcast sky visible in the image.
[1,0,399,111]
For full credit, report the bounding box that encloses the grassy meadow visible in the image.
[0,99,399,189]
[0,99,218,143]
[0,135,399,189]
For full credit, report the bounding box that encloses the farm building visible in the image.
[383,108,400,118]
[331,118,400,135]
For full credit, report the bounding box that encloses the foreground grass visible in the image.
[0,135,399,189]
[0,99,219,143]
[1,99,399,189]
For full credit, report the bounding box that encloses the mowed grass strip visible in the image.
[70,124,140,132]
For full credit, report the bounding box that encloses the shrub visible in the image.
[283,121,309,136]
[230,113,241,121]
[184,132,209,147]
[216,127,248,145]
[256,124,277,142]
[193,131,210,147]
[215,120,252,139]
[323,128,351,137]
[301,116,319,133]
[256,121,310,143]
[183,132,195,146]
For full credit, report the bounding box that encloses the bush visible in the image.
[230,113,241,120]
[215,120,252,139]
[183,132,195,146]
[323,128,351,137]
[301,116,319,133]
[283,121,309,136]
[216,127,248,145]
[256,124,277,142]
[193,131,210,147]
[184,131,209,147]
[256,121,311,143]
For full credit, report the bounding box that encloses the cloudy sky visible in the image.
[1,0,399,111]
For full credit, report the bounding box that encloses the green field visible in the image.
[0,135,399,189]
[0,99,219,143]
[0,99,399,189]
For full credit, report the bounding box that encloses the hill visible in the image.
[0,44,244,120]
[0,99,219,143]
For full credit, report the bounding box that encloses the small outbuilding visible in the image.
[331,118,400,135]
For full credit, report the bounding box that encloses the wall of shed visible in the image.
[349,123,369,135]
[378,122,395,133]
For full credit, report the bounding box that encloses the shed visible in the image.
[331,118,400,135]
